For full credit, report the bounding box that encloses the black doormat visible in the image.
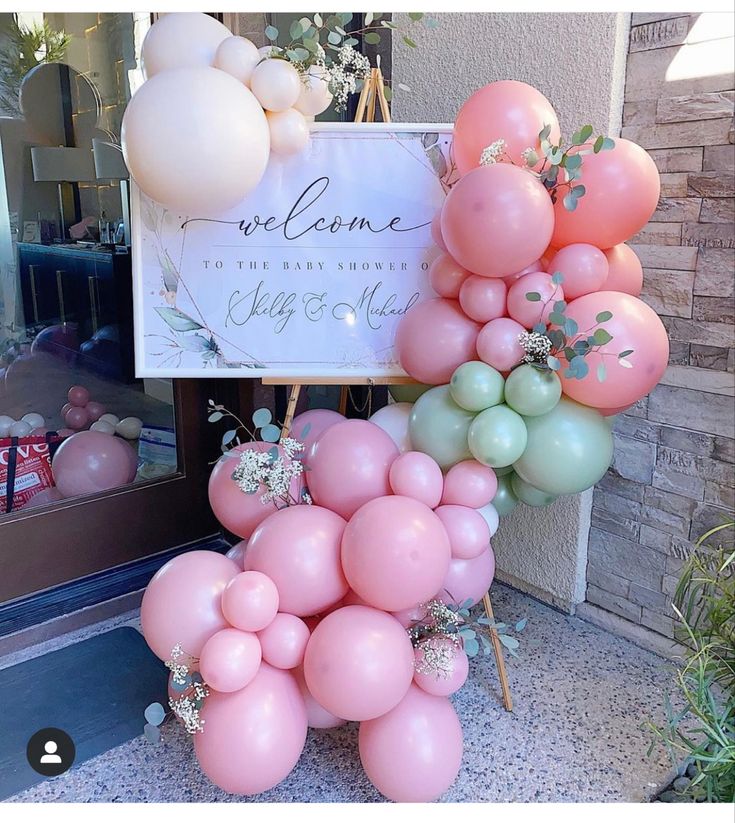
[0,626,167,800]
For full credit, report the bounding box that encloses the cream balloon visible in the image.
[90,420,115,435]
[214,36,260,85]
[115,416,143,440]
[250,58,301,112]
[294,64,333,117]
[122,67,270,215]
[369,403,413,453]
[141,12,231,78]
[98,413,120,427]
[267,108,310,155]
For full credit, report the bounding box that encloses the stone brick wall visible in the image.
[585,12,735,639]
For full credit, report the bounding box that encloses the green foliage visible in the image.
[207,400,284,453]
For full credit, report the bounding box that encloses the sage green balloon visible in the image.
[504,364,562,417]
[494,464,514,477]
[467,404,528,468]
[389,382,432,403]
[449,360,505,412]
[513,397,614,495]
[492,473,518,516]
[511,473,558,507]
[408,385,474,470]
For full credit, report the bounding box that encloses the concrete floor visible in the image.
[4,584,682,803]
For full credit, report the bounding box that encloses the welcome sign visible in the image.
[131,123,454,378]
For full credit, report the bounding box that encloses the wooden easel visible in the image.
[262,69,513,711]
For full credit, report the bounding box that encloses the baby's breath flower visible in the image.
[479,139,506,166]
[518,330,553,364]
[326,45,370,112]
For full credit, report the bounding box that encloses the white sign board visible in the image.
[132,124,454,379]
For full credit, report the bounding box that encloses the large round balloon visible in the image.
[547,244,609,300]
[194,663,307,795]
[511,474,558,507]
[341,495,451,611]
[436,545,496,607]
[602,244,643,297]
[140,550,240,660]
[453,80,561,173]
[551,138,660,249]
[141,12,231,77]
[468,404,528,468]
[51,430,137,496]
[303,605,414,721]
[408,385,474,470]
[441,164,554,278]
[557,291,669,409]
[492,473,519,516]
[290,408,344,455]
[368,402,412,452]
[122,67,269,214]
[513,397,614,495]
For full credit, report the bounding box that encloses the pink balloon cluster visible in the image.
[60,384,107,432]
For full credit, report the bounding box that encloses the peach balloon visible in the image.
[441,164,554,278]
[548,244,609,300]
[504,259,544,286]
[551,138,661,249]
[476,317,526,371]
[250,58,301,112]
[267,108,309,155]
[214,36,260,85]
[602,244,643,297]
[431,210,448,252]
[293,64,333,116]
[199,628,262,693]
[441,459,498,508]
[428,253,470,299]
[64,405,89,430]
[68,385,89,407]
[507,272,564,328]
[221,570,279,632]
[258,613,310,670]
[459,275,507,323]
[141,12,231,77]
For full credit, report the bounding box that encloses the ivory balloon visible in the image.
[476,502,500,537]
[214,36,260,85]
[548,244,609,300]
[250,58,301,112]
[369,402,412,452]
[9,420,32,437]
[602,244,643,297]
[267,108,309,155]
[141,12,231,77]
[294,64,333,116]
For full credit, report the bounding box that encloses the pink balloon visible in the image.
[507,272,565,328]
[29,427,49,436]
[548,244,609,300]
[303,605,414,721]
[428,253,469,299]
[21,486,64,508]
[194,663,307,795]
[244,504,348,616]
[294,666,345,729]
[64,405,89,430]
[552,138,660,249]
[221,570,279,632]
[459,275,507,322]
[434,504,490,560]
[453,80,560,173]
[307,420,397,519]
[436,545,496,607]
[141,550,240,660]
[391,603,427,628]
[431,210,448,252]
[441,164,554,279]
[359,684,463,802]
[395,298,480,385]
[290,408,345,455]
[199,627,262,693]
[51,430,137,496]
[441,460,498,508]
[225,539,246,569]
[503,259,544,286]
[414,640,469,696]
[476,317,526,371]
[258,613,310,670]
[558,291,669,409]
[388,451,444,508]
[67,385,89,407]
[57,428,74,438]
[602,244,643,297]
[84,400,107,422]
[60,402,73,418]
[341,495,451,611]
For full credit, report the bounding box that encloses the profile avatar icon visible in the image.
[40,740,62,764]
[27,727,75,777]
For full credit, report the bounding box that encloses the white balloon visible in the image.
[122,67,270,215]
[116,416,143,440]
[214,36,260,86]
[99,413,120,426]
[476,503,500,538]
[90,420,116,435]
[249,58,301,113]
[141,12,231,78]
[9,420,32,437]
[368,403,413,453]
[22,412,45,429]
[0,415,16,437]
[267,108,309,155]
[294,64,333,117]
[258,45,280,59]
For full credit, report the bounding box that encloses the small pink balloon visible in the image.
[64,405,89,430]
[290,408,345,455]
[428,253,469,299]
[507,272,564,328]
[476,317,526,371]
[388,450,444,508]
[434,504,490,560]
[413,640,469,696]
[459,275,508,322]
[57,428,74,438]
[431,210,448,252]
[503,259,543,286]
[51,430,137,496]
[21,486,64,508]
[395,297,480,385]
[67,385,89,407]
[441,460,498,508]
[225,539,247,569]
[340,589,371,607]
[294,666,346,729]
[199,627,262,693]
[602,243,643,297]
[85,400,107,422]
[436,545,496,607]
[391,603,427,628]
[258,613,310,670]
[548,244,609,300]
[221,570,279,632]
[60,402,73,417]
[30,427,49,436]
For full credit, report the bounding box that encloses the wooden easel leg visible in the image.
[483,591,513,712]
[280,384,302,439]
[338,386,349,416]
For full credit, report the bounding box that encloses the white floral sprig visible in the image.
[518,330,553,365]
[231,442,305,506]
[414,634,462,679]
[161,645,210,736]
[326,44,370,111]
[479,139,507,166]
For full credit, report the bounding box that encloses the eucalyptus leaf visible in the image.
[619,358,633,369]
[261,423,281,443]
[548,311,566,326]
[208,411,223,423]
[579,124,593,142]
[383,84,393,102]
[424,17,440,28]
[327,30,341,45]
[597,363,607,383]
[154,307,203,332]
[525,291,542,302]
[408,12,424,20]
[426,144,446,176]
[264,25,278,41]
[339,12,353,24]
[539,123,552,141]
[593,135,604,153]
[601,137,615,151]
[619,349,634,358]
[547,355,561,370]
[593,328,613,345]
[252,408,272,428]
[551,272,564,286]
[170,674,191,692]
[499,634,519,650]
[596,311,613,323]
[268,445,279,462]
[222,429,237,446]
[403,35,417,48]
[364,11,373,25]
[292,47,310,61]
[143,723,161,744]
[398,82,411,92]
[464,638,480,657]
[563,192,578,211]
[144,702,166,726]
[565,153,582,170]
[364,31,380,44]
[532,322,546,334]
[515,617,528,632]
[289,19,304,39]
[313,12,323,26]
[563,318,579,337]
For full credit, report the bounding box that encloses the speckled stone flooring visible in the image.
[4,584,680,803]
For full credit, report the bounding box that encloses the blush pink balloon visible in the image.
[359,684,463,802]
[225,539,247,569]
[453,80,560,174]
[57,428,74,438]
[244,504,348,616]
[391,602,427,628]
[194,663,307,795]
[602,244,643,297]
[221,570,279,632]
[548,244,609,300]
[341,495,451,612]
[441,459,498,508]
[60,402,73,418]
[436,544,496,607]
[431,210,448,252]
[504,259,544,286]
[67,385,89,407]
[388,451,444,508]
[434,504,490,560]
[294,666,346,729]
[84,400,107,422]
[340,589,371,608]
[476,317,526,371]
[21,486,64,508]
[51,430,137,496]
[303,605,414,721]
[459,275,508,322]
[395,298,480,385]
[307,420,398,519]
[413,640,469,697]
[507,272,564,328]
[552,138,661,249]
[290,408,345,454]
[198,627,262,693]
[441,164,554,278]
[428,253,469,299]
[258,613,310,669]
[558,291,669,409]
[64,405,89,430]
[140,550,240,660]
